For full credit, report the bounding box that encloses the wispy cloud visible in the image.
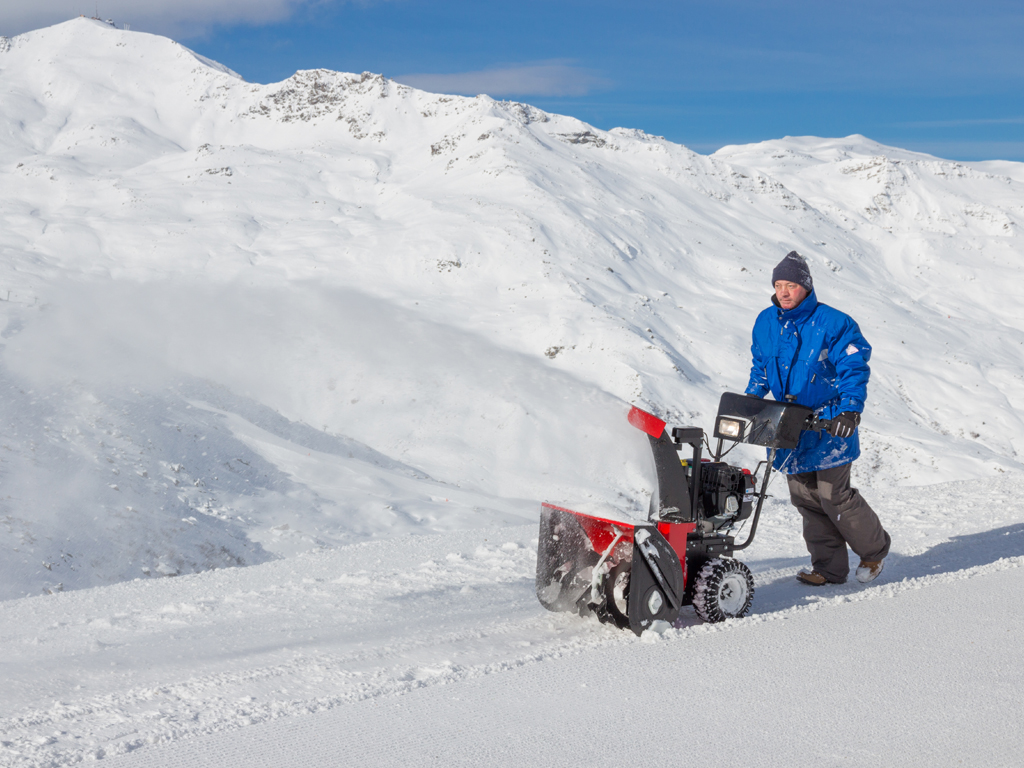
[0,0,356,38]
[396,61,611,98]
[895,116,1024,128]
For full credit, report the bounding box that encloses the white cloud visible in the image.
[896,116,1024,128]
[0,0,328,38]
[396,61,610,98]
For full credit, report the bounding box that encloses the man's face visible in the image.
[774,280,809,310]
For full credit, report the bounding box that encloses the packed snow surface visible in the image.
[1,18,1023,766]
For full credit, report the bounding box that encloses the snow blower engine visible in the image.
[536,392,826,634]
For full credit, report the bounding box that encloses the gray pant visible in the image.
[787,462,891,583]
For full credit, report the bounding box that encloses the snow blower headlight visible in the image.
[716,417,746,439]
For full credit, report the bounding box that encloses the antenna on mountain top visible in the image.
[89,4,118,27]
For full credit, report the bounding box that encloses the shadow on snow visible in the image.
[748,523,1024,617]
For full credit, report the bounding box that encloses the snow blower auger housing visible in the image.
[536,392,825,634]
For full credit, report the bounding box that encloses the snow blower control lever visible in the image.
[536,392,825,634]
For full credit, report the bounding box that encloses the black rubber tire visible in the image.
[692,558,754,623]
[603,561,631,629]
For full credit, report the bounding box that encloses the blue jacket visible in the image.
[745,290,871,474]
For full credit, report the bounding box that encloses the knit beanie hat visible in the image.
[771,251,813,292]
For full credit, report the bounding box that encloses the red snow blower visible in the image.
[536,392,826,634]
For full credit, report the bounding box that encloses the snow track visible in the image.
[3,478,1024,766]
[102,562,1024,768]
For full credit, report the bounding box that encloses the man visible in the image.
[746,251,890,585]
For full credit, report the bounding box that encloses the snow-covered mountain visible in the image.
[1,18,1023,599]
[2,19,1024,768]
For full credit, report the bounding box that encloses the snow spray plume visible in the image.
[2,280,657,513]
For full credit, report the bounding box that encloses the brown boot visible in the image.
[796,569,829,586]
[856,560,884,583]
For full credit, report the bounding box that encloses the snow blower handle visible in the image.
[804,414,829,433]
[805,412,860,437]
[731,447,776,551]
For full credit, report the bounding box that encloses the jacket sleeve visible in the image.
[829,317,871,413]
[746,315,770,398]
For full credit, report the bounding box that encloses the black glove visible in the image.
[828,411,861,438]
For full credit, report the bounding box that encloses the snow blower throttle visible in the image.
[536,392,827,634]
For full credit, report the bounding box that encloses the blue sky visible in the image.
[8,1,1024,160]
